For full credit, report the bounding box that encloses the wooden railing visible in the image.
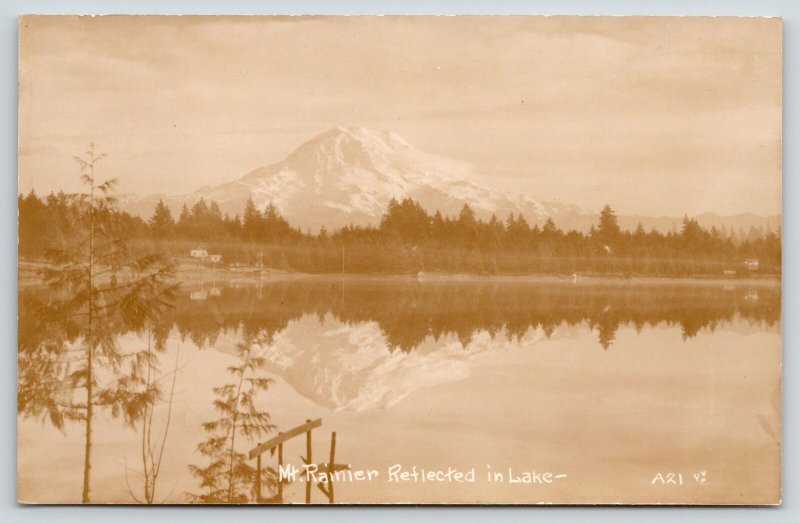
[248,418,348,504]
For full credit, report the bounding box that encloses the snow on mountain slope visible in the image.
[117,126,778,233]
[121,126,569,231]
[216,313,555,412]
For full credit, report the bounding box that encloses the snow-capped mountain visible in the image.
[119,125,780,233]
[121,126,592,231]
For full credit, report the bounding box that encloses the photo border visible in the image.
[2,1,796,522]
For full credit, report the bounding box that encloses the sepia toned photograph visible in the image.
[17,15,781,505]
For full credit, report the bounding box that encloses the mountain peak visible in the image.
[327,125,409,144]
[288,126,411,163]
[123,126,558,232]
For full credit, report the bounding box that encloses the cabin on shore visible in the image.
[190,289,208,301]
[744,259,760,271]
[190,248,208,259]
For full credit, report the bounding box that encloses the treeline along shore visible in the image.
[19,191,781,277]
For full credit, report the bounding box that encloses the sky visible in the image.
[18,15,781,216]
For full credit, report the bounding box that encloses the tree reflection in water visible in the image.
[21,279,780,356]
[17,278,781,502]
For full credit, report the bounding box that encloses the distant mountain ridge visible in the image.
[118,126,779,234]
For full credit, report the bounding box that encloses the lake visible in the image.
[17,278,781,504]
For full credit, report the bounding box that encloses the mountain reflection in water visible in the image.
[17,278,782,503]
[19,279,782,410]
[162,279,780,411]
[25,277,779,411]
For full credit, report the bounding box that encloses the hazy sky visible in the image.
[19,15,781,216]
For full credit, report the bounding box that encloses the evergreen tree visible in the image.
[188,333,276,503]
[176,204,191,237]
[242,198,263,241]
[18,143,177,503]
[456,203,478,245]
[597,205,620,242]
[542,217,558,235]
[148,199,175,239]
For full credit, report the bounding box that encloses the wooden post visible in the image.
[327,432,336,504]
[277,439,284,502]
[305,419,312,504]
[245,419,322,504]
[255,454,262,503]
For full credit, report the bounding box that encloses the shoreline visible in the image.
[18,260,781,288]
[242,272,781,287]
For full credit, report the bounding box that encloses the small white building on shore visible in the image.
[744,259,759,271]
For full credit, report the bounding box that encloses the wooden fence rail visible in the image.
[248,418,347,504]
[248,418,322,459]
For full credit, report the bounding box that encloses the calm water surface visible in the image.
[18,279,781,504]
